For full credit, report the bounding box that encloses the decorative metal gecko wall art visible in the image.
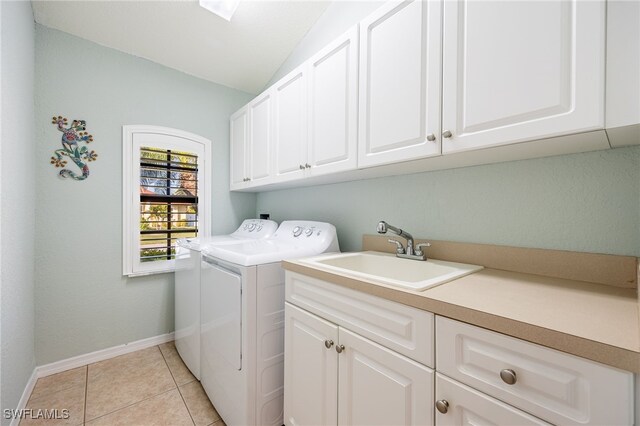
[50,115,98,181]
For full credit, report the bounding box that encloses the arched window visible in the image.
[123,125,211,276]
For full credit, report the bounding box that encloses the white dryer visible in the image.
[174,218,277,380]
[200,221,339,426]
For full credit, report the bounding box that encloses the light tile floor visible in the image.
[21,342,225,426]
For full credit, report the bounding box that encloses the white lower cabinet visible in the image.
[436,317,634,425]
[284,302,434,426]
[284,271,636,426]
[435,373,550,426]
[338,327,434,426]
[284,303,338,426]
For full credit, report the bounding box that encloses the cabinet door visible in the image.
[248,91,273,185]
[284,303,338,426]
[442,0,605,153]
[358,0,442,168]
[229,107,248,190]
[307,26,359,176]
[338,328,434,426]
[436,316,634,425]
[435,374,551,426]
[273,67,307,183]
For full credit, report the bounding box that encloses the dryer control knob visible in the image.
[305,228,313,237]
[293,226,303,237]
[247,223,256,232]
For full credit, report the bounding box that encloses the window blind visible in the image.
[139,147,198,262]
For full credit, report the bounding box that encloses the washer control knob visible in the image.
[247,223,256,232]
[256,225,263,232]
[293,226,303,237]
[305,228,313,237]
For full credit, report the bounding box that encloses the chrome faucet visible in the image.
[377,221,430,260]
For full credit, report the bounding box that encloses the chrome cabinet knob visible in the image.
[442,130,453,138]
[426,133,436,142]
[335,344,345,353]
[435,400,449,414]
[324,340,334,349]
[500,369,517,385]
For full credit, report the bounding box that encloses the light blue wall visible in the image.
[257,147,640,255]
[258,1,640,256]
[1,1,36,419]
[34,25,256,365]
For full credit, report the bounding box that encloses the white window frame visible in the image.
[123,125,211,277]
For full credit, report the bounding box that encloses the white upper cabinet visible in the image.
[307,26,359,176]
[273,66,308,183]
[605,0,640,147]
[229,107,248,190]
[249,91,273,184]
[442,0,606,153]
[230,92,273,189]
[230,0,618,191]
[358,0,442,168]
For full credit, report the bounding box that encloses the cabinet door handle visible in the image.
[442,130,453,138]
[435,400,449,414]
[324,340,334,349]
[335,344,345,353]
[500,369,517,385]
[426,133,436,142]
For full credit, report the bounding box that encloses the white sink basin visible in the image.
[302,252,483,291]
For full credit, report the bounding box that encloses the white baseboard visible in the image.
[36,332,175,378]
[10,369,37,426]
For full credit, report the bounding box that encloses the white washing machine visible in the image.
[200,221,339,426]
[174,218,278,380]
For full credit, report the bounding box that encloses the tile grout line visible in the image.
[83,346,178,424]
[24,369,85,406]
[158,344,196,426]
[83,387,177,425]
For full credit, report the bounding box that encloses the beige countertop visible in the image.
[283,251,640,373]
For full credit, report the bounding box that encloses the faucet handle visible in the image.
[387,239,405,254]
[414,242,431,257]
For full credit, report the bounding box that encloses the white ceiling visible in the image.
[31,0,331,94]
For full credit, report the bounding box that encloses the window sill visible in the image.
[126,269,175,278]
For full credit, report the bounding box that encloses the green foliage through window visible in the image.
[139,147,198,262]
